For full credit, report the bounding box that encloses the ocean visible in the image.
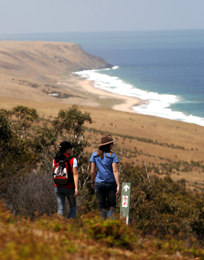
[1,30,204,126]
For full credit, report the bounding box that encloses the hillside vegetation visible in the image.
[1,105,204,259]
[1,201,204,260]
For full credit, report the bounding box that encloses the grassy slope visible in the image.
[1,96,204,192]
[82,106,204,191]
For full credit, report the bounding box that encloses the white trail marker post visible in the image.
[120,182,132,224]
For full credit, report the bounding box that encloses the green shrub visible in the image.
[120,163,204,240]
[83,212,135,249]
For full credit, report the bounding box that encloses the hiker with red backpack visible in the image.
[53,141,79,219]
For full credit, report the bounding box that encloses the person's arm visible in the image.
[73,167,79,197]
[90,162,96,189]
[112,162,120,196]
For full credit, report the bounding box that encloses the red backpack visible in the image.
[53,156,73,185]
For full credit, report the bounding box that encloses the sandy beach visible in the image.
[58,76,143,113]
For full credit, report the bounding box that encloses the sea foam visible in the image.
[73,68,204,127]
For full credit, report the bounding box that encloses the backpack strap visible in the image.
[65,156,74,174]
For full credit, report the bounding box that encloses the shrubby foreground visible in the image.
[1,201,204,259]
[1,105,204,259]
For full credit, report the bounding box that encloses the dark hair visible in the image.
[59,141,72,153]
[54,151,66,163]
[97,143,113,159]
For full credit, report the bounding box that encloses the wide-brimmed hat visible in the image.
[98,134,115,147]
[59,141,73,153]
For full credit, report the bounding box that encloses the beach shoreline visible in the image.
[0,40,203,127]
[65,71,204,127]
[59,75,144,113]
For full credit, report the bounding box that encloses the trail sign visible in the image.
[120,182,132,224]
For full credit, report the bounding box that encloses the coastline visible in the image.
[68,71,204,127]
[0,40,143,114]
[1,40,203,126]
[60,75,143,113]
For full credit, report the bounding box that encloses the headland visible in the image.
[0,41,141,111]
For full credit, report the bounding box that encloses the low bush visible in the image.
[1,171,57,219]
[120,163,204,241]
[1,201,204,259]
[82,212,135,249]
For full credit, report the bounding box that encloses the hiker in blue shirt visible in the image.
[89,134,120,219]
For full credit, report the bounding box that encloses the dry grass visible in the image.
[1,96,204,192]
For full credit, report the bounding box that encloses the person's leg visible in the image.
[106,183,117,218]
[94,182,107,220]
[66,188,76,219]
[55,187,65,216]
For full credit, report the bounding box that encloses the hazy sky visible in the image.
[0,0,204,34]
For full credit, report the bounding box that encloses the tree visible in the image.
[52,105,92,163]
[0,105,93,185]
[0,105,94,218]
[0,111,13,147]
[10,105,38,137]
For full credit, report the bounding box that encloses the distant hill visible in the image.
[0,41,112,101]
[0,41,111,76]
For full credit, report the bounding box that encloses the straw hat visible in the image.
[98,134,115,147]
